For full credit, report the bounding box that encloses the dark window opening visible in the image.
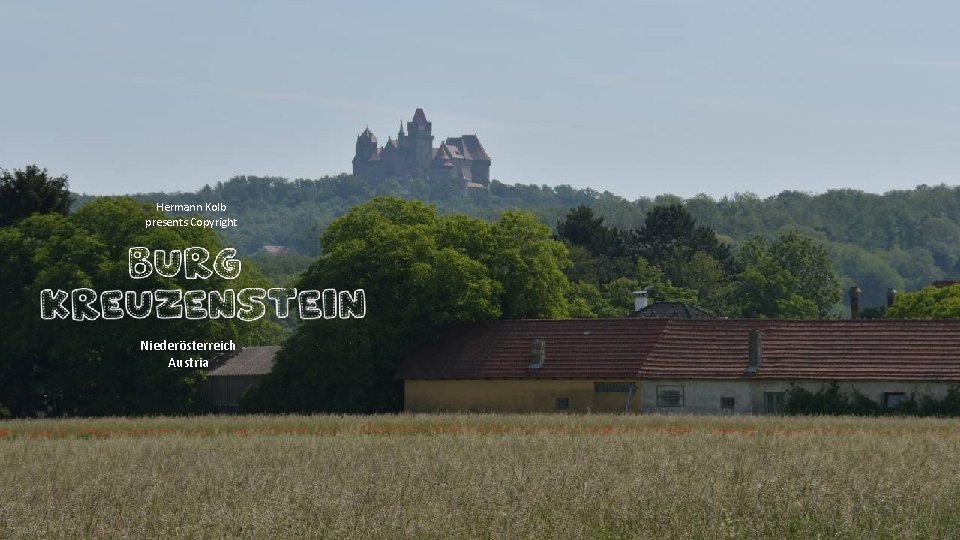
[657,386,684,407]
[720,397,735,410]
[764,392,786,415]
[884,392,906,409]
[555,397,570,410]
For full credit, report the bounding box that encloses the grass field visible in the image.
[2,414,960,539]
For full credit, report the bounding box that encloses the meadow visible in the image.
[2,414,959,539]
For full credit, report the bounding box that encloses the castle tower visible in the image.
[352,127,380,180]
[405,108,433,177]
[353,127,377,162]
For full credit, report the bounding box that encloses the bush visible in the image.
[785,382,960,417]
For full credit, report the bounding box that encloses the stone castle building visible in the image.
[352,108,491,188]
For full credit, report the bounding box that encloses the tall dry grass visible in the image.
[1,414,959,539]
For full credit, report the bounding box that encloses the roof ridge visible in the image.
[639,319,684,376]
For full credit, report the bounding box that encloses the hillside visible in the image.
[75,175,960,308]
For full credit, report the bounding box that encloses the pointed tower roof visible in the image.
[412,108,429,127]
[433,143,452,161]
[457,135,490,160]
[357,127,377,144]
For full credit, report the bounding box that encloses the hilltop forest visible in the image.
[76,174,960,309]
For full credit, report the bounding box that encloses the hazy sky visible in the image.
[3,1,959,199]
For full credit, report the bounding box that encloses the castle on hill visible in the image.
[352,108,491,188]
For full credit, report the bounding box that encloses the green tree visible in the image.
[633,259,698,305]
[634,204,733,273]
[556,205,633,283]
[767,231,841,316]
[0,165,73,227]
[885,283,960,318]
[662,250,731,315]
[734,232,840,318]
[492,210,571,319]
[831,243,906,309]
[0,197,280,417]
[732,257,818,318]
[600,277,643,315]
[244,197,571,413]
[564,244,606,284]
[556,205,625,257]
[566,281,622,318]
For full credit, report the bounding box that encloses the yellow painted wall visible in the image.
[404,379,640,413]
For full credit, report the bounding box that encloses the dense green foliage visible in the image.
[555,204,838,318]
[0,196,281,417]
[243,197,571,413]
[733,232,841,318]
[885,283,960,319]
[76,175,960,309]
[786,382,960,416]
[0,165,72,227]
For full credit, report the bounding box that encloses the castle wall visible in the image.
[471,160,491,184]
[353,159,383,183]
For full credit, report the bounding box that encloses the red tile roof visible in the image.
[640,320,765,379]
[400,319,960,381]
[752,320,960,381]
[460,135,490,161]
[443,136,490,161]
[399,319,669,379]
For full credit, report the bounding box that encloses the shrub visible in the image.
[786,383,960,417]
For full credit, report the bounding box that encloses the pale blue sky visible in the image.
[2,1,959,198]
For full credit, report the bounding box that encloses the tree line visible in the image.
[555,204,840,318]
[5,164,960,416]
[74,174,960,308]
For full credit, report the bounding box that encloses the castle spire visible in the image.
[412,108,429,127]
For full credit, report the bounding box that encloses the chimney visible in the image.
[849,287,861,320]
[886,288,896,309]
[633,290,649,312]
[746,329,762,373]
[529,337,545,370]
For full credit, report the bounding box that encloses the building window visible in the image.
[555,397,570,410]
[594,382,635,393]
[720,397,735,410]
[883,392,906,409]
[657,386,684,407]
[764,392,786,415]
